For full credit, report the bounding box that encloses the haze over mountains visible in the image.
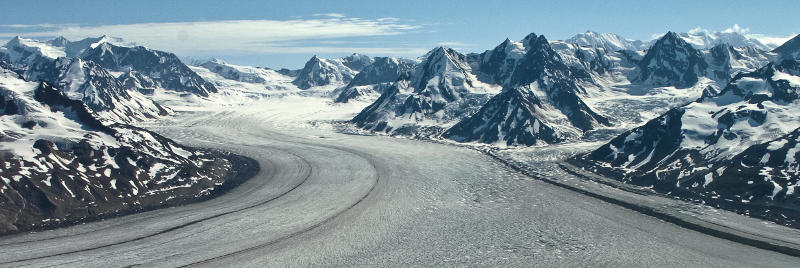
[1,25,799,234]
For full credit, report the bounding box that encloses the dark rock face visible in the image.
[52,59,128,112]
[351,47,494,135]
[351,80,405,132]
[572,59,800,227]
[0,128,256,236]
[509,34,609,131]
[638,32,709,88]
[0,82,255,236]
[352,34,610,142]
[478,38,525,86]
[443,86,561,145]
[441,34,609,145]
[33,81,114,133]
[773,34,800,60]
[80,42,217,96]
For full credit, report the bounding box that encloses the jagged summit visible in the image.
[637,31,708,88]
[442,86,562,146]
[443,33,610,145]
[292,54,371,89]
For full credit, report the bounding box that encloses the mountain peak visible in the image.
[49,36,69,47]
[773,34,800,59]
[639,30,708,88]
[5,36,24,46]
[424,46,458,59]
[652,31,693,49]
[521,33,539,45]
[661,31,681,41]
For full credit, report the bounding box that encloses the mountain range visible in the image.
[1,29,799,232]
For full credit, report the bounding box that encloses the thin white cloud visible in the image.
[312,13,346,18]
[722,24,749,34]
[0,17,424,55]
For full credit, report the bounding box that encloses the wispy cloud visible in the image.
[0,16,426,56]
[312,13,346,18]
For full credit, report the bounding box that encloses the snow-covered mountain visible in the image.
[0,37,172,123]
[443,33,610,145]
[565,31,649,51]
[677,30,774,50]
[567,29,777,52]
[548,40,618,82]
[637,32,709,88]
[1,36,217,97]
[706,44,774,81]
[199,58,282,84]
[570,59,800,225]
[51,58,171,122]
[79,40,217,97]
[334,57,416,103]
[0,70,254,235]
[351,47,499,135]
[292,54,374,89]
[0,36,63,81]
[351,30,779,144]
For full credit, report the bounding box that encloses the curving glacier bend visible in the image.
[1,100,798,267]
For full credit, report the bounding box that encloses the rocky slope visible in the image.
[293,54,373,89]
[637,32,709,88]
[0,69,255,235]
[774,34,800,60]
[351,47,499,136]
[79,40,217,96]
[443,34,610,145]
[334,57,416,103]
[570,59,800,226]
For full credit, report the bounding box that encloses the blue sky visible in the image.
[1,0,798,68]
